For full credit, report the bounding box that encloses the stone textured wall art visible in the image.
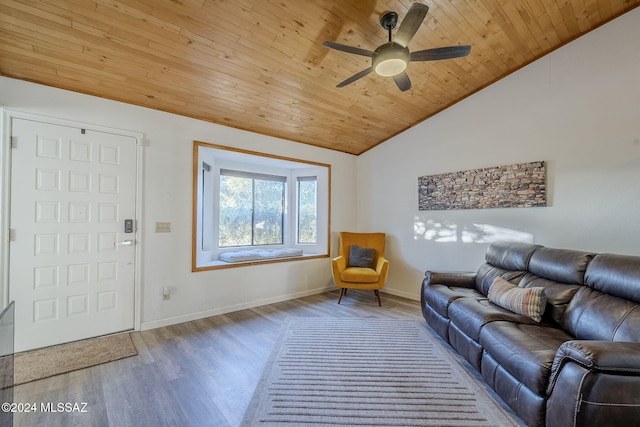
[418,161,546,210]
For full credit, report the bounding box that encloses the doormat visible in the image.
[14,333,137,386]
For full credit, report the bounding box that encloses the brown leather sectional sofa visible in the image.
[421,241,640,427]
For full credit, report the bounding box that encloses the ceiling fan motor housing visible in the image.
[372,43,410,76]
[380,11,399,31]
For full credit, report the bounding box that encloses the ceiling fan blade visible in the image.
[394,3,429,47]
[336,67,373,88]
[393,72,412,92]
[322,41,374,57]
[410,45,471,61]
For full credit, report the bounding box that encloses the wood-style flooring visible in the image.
[13,290,427,427]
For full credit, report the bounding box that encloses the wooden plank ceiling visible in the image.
[1,0,638,155]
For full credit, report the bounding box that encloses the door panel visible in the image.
[9,118,137,351]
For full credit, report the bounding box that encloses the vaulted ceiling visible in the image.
[1,1,638,155]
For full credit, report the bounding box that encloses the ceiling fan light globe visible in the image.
[375,58,407,76]
[372,43,410,77]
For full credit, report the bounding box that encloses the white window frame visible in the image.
[193,141,330,271]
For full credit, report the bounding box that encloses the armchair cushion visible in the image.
[348,245,375,268]
[340,267,380,283]
[488,276,547,322]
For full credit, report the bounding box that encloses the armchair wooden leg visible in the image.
[338,288,346,304]
[374,290,381,307]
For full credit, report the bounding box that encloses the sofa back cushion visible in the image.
[485,241,541,271]
[475,264,526,295]
[519,247,595,324]
[519,274,581,324]
[529,247,595,284]
[585,254,640,303]
[558,253,640,343]
[561,287,640,342]
[476,241,541,294]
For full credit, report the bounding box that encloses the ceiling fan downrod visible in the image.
[380,11,398,43]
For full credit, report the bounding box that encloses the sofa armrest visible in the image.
[546,340,640,426]
[548,340,640,394]
[424,271,476,289]
[554,340,640,372]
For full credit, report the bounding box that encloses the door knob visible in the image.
[114,239,135,247]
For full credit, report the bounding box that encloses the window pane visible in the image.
[219,175,252,247]
[201,162,213,251]
[253,179,284,245]
[298,178,317,244]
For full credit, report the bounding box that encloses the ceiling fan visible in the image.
[323,3,471,92]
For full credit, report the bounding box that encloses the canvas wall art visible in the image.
[418,161,546,210]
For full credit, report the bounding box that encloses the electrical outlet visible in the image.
[155,222,171,233]
[163,287,170,300]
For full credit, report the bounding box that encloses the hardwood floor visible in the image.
[13,290,425,427]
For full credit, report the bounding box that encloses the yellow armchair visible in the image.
[331,232,389,306]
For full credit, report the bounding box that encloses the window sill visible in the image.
[192,252,329,271]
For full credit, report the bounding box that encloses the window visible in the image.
[219,170,286,247]
[297,176,317,244]
[193,141,330,270]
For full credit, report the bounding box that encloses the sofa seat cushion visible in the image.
[449,297,539,341]
[424,285,485,318]
[480,321,572,395]
[339,267,379,283]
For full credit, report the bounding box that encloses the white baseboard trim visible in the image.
[381,287,420,301]
[140,285,336,331]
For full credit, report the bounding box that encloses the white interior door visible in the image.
[8,118,138,352]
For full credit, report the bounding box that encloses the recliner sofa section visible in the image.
[421,241,640,427]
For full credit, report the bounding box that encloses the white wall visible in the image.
[0,77,358,329]
[358,8,640,300]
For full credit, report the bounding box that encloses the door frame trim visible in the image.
[0,109,144,332]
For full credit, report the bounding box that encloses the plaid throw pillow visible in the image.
[488,276,547,322]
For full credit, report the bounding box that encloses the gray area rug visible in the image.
[14,332,137,385]
[242,318,519,426]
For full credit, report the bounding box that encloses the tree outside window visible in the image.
[219,171,285,247]
[297,177,317,244]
